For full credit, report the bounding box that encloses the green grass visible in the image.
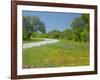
[22,39,89,68]
[23,38,44,43]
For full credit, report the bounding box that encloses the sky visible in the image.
[22,11,82,33]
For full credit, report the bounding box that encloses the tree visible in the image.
[80,14,90,42]
[23,16,46,40]
[71,14,90,42]
[60,29,73,40]
[31,16,46,33]
[47,30,61,39]
[71,17,84,41]
[23,16,32,40]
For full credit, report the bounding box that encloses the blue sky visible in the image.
[23,11,82,33]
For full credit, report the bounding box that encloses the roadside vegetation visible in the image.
[22,14,90,68]
[23,14,89,42]
[23,39,89,68]
[23,38,44,43]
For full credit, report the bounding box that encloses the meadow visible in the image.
[22,39,89,68]
[22,13,90,68]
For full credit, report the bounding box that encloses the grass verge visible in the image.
[22,39,89,68]
[23,38,44,43]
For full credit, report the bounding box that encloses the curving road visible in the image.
[23,38,59,49]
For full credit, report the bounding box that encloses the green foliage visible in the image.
[60,29,73,40]
[23,16,46,40]
[31,32,48,38]
[47,30,61,39]
[23,38,44,43]
[71,14,90,42]
[39,14,89,42]
[23,16,32,40]
[23,14,89,42]
[31,16,46,33]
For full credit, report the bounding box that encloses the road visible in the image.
[23,38,59,49]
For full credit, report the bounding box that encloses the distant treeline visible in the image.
[23,14,89,42]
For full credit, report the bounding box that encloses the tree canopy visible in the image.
[47,30,61,39]
[71,14,90,42]
[23,14,89,42]
[23,16,46,40]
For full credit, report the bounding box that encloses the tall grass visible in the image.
[22,39,89,68]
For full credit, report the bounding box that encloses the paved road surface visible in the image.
[23,38,59,49]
